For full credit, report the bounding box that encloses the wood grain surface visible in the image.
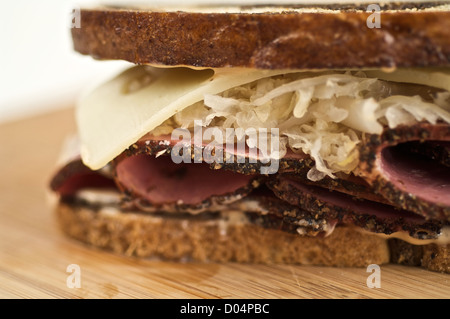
[0,107,449,299]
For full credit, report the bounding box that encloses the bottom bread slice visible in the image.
[56,203,448,272]
[56,203,390,267]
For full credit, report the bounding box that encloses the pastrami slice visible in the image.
[114,154,260,206]
[119,133,313,175]
[357,122,450,221]
[49,157,116,196]
[267,175,448,240]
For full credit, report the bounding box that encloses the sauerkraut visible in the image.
[152,71,450,180]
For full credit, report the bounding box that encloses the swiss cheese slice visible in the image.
[365,68,450,92]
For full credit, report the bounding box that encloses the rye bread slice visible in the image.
[56,202,391,267]
[72,3,450,69]
[56,201,450,273]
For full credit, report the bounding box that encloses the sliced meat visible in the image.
[120,133,314,175]
[50,152,447,242]
[280,171,392,205]
[267,176,448,240]
[51,137,265,211]
[112,133,311,211]
[357,122,450,221]
[114,153,262,208]
[49,157,116,196]
[241,187,339,237]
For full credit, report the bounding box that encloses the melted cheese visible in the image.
[365,68,450,92]
[359,227,450,245]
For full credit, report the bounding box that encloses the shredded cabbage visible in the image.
[153,72,450,180]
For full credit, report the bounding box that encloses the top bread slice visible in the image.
[71,3,450,69]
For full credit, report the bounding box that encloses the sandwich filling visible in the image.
[51,66,450,245]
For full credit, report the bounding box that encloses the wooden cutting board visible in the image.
[0,107,448,299]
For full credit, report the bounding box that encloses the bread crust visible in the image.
[72,6,450,69]
[56,202,391,267]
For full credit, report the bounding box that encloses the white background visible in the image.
[0,0,431,124]
[0,0,130,123]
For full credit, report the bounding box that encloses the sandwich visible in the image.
[50,2,450,273]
